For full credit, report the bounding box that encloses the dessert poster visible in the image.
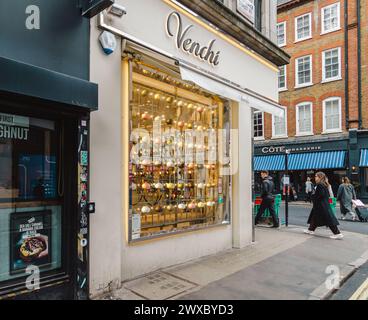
[10,210,52,274]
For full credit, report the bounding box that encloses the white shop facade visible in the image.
[89,0,284,297]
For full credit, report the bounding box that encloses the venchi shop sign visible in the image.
[165,11,221,67]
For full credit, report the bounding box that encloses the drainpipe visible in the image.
[357,0,362,129]
[344,0,349,130]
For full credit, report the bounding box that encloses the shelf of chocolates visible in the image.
[129,80,224,234]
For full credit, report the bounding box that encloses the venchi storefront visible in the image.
[89,0,286,296]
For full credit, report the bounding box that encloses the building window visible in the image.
[272,108,287,138]
[323,97,342,133]
[253,111,264,139]
[322,47,341,82]
[277,21,286,47]
[295,13,312,42]
[254,0,262,31]
[295,55,312,87]
[278,65,287,91]
[321,2,340,34]
[128,61,231,241]
[296,102,313,135]
[236,0,255,23]
[237,0,262,31]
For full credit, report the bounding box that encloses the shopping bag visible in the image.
[352,199,365,207]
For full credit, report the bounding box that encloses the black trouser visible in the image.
[306,192,312,203]
[255,197,279,226]
[308,221,340,235]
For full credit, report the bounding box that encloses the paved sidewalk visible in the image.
[102,226,368,300]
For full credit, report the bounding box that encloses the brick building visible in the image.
[253,0,368,201]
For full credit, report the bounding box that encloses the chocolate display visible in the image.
[129,65,229,239]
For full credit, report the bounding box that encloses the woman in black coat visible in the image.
[304,172,343,239]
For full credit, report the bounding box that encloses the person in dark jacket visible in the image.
[337,177,357,221]
[255,170,279,228]
[304,172,343,239]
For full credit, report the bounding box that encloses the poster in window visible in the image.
[10,210,52,274]
[237,0,255,23]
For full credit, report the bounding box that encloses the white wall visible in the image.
[122,227,233,281]
[89,19,123,298]
[232,103,254,248]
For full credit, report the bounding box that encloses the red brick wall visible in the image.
[264,0,366,140]
[361,0,368,129]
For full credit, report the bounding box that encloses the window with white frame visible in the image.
[295,13,312,41]
[277,22,286,47]
[236,0,255,23]
[253,111,264,139]
[322,2,340,34]
[323,97,342,133]
[272,109,287,138]
[295,55,312,87]
[296,102,313,135]
[322,48,341,82]
[278,65,287,90]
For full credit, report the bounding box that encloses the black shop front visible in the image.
[0,0,98,300]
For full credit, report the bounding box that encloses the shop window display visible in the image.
[128,62,231,241]
[0,113,62,284]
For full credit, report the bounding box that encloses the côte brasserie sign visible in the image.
[165,11,221,67]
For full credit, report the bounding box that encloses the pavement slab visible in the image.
[178,228,368,300]
[102,226,368,300]
[164,227,308,288]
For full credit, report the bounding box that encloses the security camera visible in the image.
[108,3,127,17]
[99,31,117,55]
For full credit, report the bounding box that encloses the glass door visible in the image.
[0,111,65,293]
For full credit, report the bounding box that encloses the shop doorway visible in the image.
[0,107,79,300]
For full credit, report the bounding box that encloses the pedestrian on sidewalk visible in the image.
[305,177,313,203]
[304,172,344,240]
[255,171,279,228]
[337,177,358,221]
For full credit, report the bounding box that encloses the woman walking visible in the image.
[337,177,357,221]
[304,172,343,239]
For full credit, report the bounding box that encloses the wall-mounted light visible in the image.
[352,165,358,173]
[107,3,127,17]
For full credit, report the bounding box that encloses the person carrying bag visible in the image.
[337,177,357,221]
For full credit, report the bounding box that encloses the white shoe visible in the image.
[330,233,344,240]
[341,216,346,220]
[303,229,315,235]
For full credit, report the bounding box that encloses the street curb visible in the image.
[308,249,368,300]
[349,278,368,300]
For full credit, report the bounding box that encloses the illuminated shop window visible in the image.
[128,62,231,241]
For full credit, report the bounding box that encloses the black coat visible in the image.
[307,184,339,227]
[261,176,274,199]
